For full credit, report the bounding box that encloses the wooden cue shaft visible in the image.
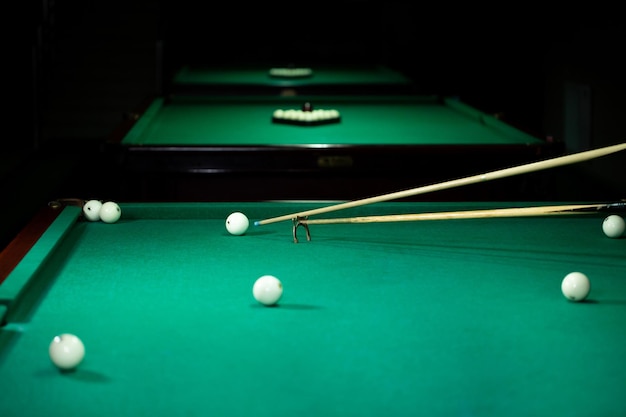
[299,203,611,225]
[255,142,626,226]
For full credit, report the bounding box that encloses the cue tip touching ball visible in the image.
[49,333,85,371]
[226,212,249,235]
[602,214,625,238]
[99,201,121,223]
[561,271,591,302]
[83,199,103,221]
[253,275,283,306]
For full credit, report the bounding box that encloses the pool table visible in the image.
[170,64,415,96]
[1,200,625,417]
[113,94,558,201]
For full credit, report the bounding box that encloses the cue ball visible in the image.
[82,200,102,221]
[99,201,121,223]
[602,214,625,238]
[253,275,283,306]
[561,272,591,302]
[226,212,249,235]
[49,333,85,371]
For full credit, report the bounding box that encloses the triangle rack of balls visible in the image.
[272,102,340,126]
[268,67,313,78]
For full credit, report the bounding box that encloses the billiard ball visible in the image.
[602,214,625,238]
[99,201,121,223]
[302,102,313,112]
[226,212,249,235]
[82,200,102,221]
[49,333,85,371]
[561,271,591,302]
[253,275,283,306]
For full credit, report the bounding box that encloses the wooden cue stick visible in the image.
[299,202,624,225]
[254,142,626,226]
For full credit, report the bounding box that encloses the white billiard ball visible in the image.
[561,271,591,302]
[602,214,625,238]
[82,200,102,221]
[226,212,249,235]
[253,275,283,306]
[99,201,121,223]
[49,333,85,371]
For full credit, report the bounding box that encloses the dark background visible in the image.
[3,1,625,250]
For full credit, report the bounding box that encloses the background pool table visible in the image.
[170,64,415,96]
[1,201,625,417]
[112,94,557,202]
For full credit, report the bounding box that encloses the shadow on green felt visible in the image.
[34,367,112,383]
[249,303,323,310]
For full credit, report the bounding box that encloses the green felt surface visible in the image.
[173,65,412,87]
[121,96,542,147]
[1,202,625,417]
